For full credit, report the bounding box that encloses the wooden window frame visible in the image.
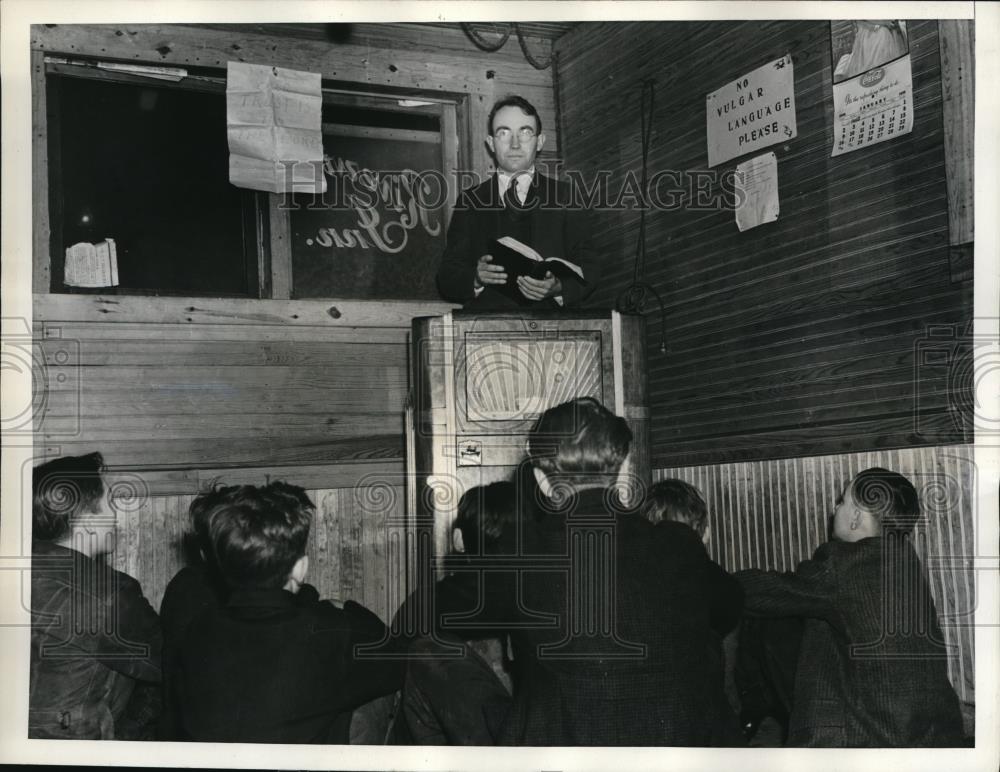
[32,52,466,302]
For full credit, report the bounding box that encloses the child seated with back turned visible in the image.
[159,481,322,738]
[417,397,744,745]
[170,482,403,743]
[397,481,519,744]
[30,452,162,739]
[643,479,744,745]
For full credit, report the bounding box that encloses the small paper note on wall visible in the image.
[735,152,779,232]
[227,61,327,193]
[706,54,797,168]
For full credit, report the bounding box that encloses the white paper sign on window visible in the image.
[706,54,797,168]
[227,61,327,194]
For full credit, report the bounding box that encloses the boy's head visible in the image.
[453,481,517,556]
[644,479,710,543]
[32,452,114,551]
[188,482,237,562]
[832,467,921,541]
[526,397,632,493]
[201,482,315,591]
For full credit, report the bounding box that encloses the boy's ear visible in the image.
[702,523,712,548]
[291,554,309,584]
[616,451,634,506]
[451,527,465,554]
[533,466,553,497]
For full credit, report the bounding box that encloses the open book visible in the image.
[491,236,586,288]
[64,239,119,288]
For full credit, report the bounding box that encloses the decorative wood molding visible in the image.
[33,293,457,327]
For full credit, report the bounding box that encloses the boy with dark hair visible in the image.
[398,481,519,744]
[29,452,162,739]
[421,397,744,745]
[643,478,710,541]
[643,478,744,742]
[737,467,965,746]
[159,482,326,738]
[170,483,402,743]
[451,480,518,556]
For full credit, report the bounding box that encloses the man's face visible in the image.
[487,105,546,174]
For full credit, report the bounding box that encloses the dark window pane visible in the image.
[49,74,257,296]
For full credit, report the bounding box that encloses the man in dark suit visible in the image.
[737,468,965,747]
[407,398,745,745]
[436,95,599,309]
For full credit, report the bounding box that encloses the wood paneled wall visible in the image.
[112,484,406,623]
[32,293,443,624]
[656,443,976,712]
[33,295,456,470]
[555,21,973,467]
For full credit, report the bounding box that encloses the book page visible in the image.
[496,235,543,262]
[64,239,119,287]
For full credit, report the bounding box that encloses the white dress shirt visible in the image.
[497,167,534,206]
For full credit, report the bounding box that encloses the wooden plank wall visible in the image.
[555,21,974,467]
[112,484,407,623]
[656,442,976,714]
[32,295,458,470]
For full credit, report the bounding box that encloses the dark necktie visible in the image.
[504,176,535,215]
[504,178,524,209]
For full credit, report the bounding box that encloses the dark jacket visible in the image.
[737,536,964,747]
[29,540,162,739]
[159,564,328,739]
[172,587,403,744]
[160,563,226,648]
[435,489,745,746]
[436,173,599,309]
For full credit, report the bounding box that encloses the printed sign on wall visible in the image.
[706,54,797,168]
[734,152,779,232]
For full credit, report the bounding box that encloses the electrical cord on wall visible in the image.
[461,23,553,69]
[616,79,667,354]
[461,23,513,52]
[514,24,554,70]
